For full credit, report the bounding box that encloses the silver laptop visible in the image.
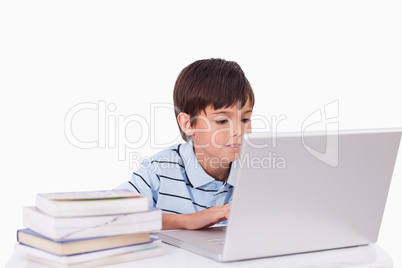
[159,129,401,262]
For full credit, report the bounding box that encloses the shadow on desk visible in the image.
[6,243,393,268]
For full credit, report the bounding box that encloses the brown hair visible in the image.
[173,58,255,141]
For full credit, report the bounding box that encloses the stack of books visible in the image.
[15,189,163,267]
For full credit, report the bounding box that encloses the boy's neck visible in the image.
[204,164,231,182]
[195,154,231,182]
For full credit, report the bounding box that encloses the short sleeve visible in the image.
[115,161,161,209]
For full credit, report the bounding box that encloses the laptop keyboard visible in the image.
[206,237,225,246]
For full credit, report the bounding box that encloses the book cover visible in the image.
[17,228,150,255]
[27,246,164,268]
[15,238,162,264]
[37,189,143,200]
[23,207,162,240]
[36,189,149,217]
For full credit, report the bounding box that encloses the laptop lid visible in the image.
[160,129,401,262]
[222,128,401,261]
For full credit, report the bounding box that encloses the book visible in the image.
[23,206,162,240]
[15,238,162,262]
[17,229,150,255]
[27,247,165,268]
[15,238,164,268]
[36,189,149,217]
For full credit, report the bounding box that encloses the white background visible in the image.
[0,1,401,267]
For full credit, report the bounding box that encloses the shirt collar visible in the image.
[179,139,238,188]
[226,162,238,187]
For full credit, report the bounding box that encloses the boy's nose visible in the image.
[231,120,242,137]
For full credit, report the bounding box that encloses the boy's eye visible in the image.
[215,119,251,124]
[215,120,228,124]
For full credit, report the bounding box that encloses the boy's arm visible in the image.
[162,203,231,230]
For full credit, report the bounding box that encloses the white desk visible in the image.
[6,242,393,268]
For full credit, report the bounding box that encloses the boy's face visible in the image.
[192,99,253,167]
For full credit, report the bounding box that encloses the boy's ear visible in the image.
[177,112,195,137]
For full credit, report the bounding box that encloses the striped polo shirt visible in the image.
[116,139,237,214]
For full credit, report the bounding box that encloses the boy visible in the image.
[116,58,255,230]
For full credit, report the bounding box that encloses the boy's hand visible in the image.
[183,203,231,230]
[162,203,231,230]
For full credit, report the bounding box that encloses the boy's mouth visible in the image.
[224,143,241,151]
